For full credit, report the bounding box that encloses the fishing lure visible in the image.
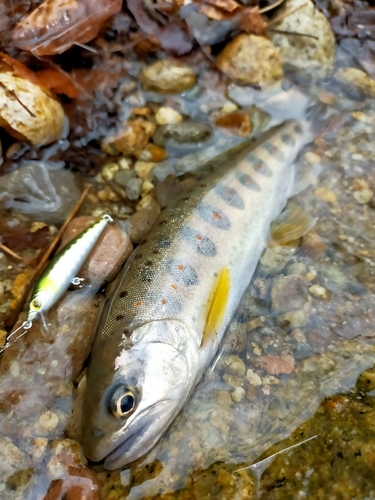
[0,214,114,353]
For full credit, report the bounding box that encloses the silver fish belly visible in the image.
[82,120,313,469]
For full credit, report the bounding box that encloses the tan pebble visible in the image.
[139,143,167,162]
[155,107,183,125]
[118,157,131,170]
[223,374,243,389]
[262,375,279,385]
[335,67,375,97]
[304,151,321,165]
[35,410,59,435]
[33,437,48,459]
[136,194,156,211]
[220,103,238,113]
[352,111,373,124]
[231,386,246,403]
[102,162,119,181]
[140,60,196,93]
[353,189,373,205]
[315,187,337,203]
[309,284,328,299]
[141,180,154,196]
[30,221,47,232]
[290,328,306,343]
[246,369,262,386]
[134,160,155,180]
[11,270,34,300]
[253,345,262,356]
[214,390,234,407]
[247,317,263,331]
[217,34,283,87]
[225,355,246,377]
[306,268,317,281]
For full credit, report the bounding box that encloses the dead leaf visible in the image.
[203,0,240,13]
[239,7,268,35]
[12,0,122,56]
[199,4,237,21]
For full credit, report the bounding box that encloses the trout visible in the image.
[82,119,315,469]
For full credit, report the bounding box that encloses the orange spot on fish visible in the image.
[256,164,262,170]
[177,264,185,271]
[226,189,233,195]
[161,299,168,305]
[171,284,178,290]
[213,211,222,220]
[135,301,141,307]
[196,235,203,241]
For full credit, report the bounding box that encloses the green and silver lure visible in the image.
[0,214,114,353]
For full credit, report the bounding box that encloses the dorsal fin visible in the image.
[201,267,230,348]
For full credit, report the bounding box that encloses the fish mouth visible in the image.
[103,399,174,469]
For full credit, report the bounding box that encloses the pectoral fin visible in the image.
[269,207,317,248]
[201,267,230,347]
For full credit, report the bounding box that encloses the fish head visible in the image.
[82,319,198,469]
[27,288,53,321]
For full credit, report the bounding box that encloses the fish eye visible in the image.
[32,299,42,310]
[109,386,136,418]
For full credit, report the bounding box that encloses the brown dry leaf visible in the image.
[0,53,77,98]
[199,4,237,21]
[12,0,122,56]
[203,0,240,13]
[239,7,268,35]
[215,111,252,137]
[0,226,50,251]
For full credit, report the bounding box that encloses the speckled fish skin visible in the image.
[82,120,313,469]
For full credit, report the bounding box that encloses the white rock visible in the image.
[155,107,183,125]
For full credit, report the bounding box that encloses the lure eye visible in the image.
[32,299,42,310]
[109,386,136,418]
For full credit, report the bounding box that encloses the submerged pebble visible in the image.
[140,60,196,93]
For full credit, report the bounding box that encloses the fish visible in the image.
[0,214,113,353]
[82,119,317,469]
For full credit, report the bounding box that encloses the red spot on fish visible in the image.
[161,299,168,305]
[135,301,141,307]
[196,235,203,241]
[226,189,233,195]
[177,264,185,271]
[213,211,222,220]
[256,164,262,170]
[171,284,178,290]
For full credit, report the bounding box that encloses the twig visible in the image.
[259,0,286,14]
[0,243,23,261]
[0,81,36,117]
[5,185,91,328]
[268,2,308,26]
[268,28,319,40]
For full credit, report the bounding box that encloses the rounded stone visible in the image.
[217,34,283,87]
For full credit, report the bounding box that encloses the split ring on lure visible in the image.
[0,214,114,353]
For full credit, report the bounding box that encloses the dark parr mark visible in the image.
[236,172,260,191]
[119,291,128,298]
[215,185,245,210]
[116,315,125,321]
[166,259,199,286]
[158,220,167,227]
[294,123,303,134]
[155,234,172,249]
[280,134,295,146]
[262,143,285,162]
[248,154,272,177]
[181,227,217,257]
[197,205,231,230]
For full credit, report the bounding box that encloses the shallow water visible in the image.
[1,7,375,499]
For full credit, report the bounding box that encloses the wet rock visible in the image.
[128,198,161,243]
[0,62,65,145]
[222,322,247,353]
[101,118,156,157]
[155,107,183,125]
[279,303,312,328]
[309,284,328,300]
[45,439,100,500]
[301,232,327,256]
[271,275,309,312]
[270,0,335,70]
[217,34,283,87]
[224,355,246,377]
[334,68,375,98]
[126,177,143,201]
[0,437,30,500]
[134,161,155,180]
[260,246,296,274]
[231,386,245,403]
[35,410,59,436]
[215,110,252,137]
[153,121,213,151]
[60,216,133,283]
[246,369,262,386]
[351,178,373,204]
[140,60,196,93]
[138,144,167,162]
[255,354,295,375]
[114,169,136,187]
